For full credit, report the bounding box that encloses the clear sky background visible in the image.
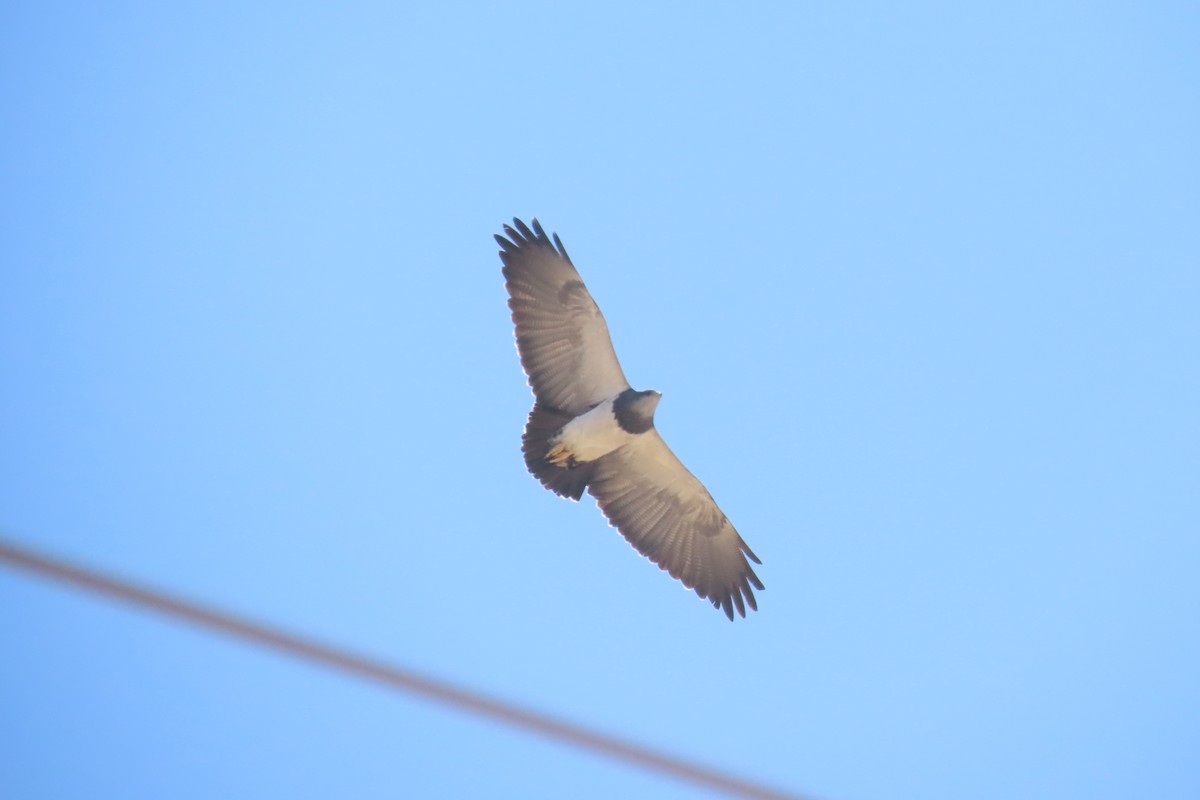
[2,3,1197,799]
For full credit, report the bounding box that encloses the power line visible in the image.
[0,535,809,800]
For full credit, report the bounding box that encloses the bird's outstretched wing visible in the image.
[588,430,764,620]
[497,218,629,416]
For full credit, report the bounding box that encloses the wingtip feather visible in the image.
[512,217,536,240]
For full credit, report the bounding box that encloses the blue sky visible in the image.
[2,2,1197,798]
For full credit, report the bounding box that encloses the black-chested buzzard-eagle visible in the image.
[496,218,764,620]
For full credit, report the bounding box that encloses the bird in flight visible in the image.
[496,218,764,620]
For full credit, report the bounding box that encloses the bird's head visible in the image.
[613,388,661,434]
[632,389,661,414]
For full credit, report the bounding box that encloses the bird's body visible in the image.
[547,388,659,467]
[497,218,764,620]
[545,394,632,467]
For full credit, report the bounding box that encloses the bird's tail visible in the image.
[522,403,594,501]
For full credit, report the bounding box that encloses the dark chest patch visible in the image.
[613,388,658,434]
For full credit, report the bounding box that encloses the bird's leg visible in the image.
[546,441,578,468]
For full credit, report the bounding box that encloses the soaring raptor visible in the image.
[497,218,764,620]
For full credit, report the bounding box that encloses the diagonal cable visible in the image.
[0,535,809,800]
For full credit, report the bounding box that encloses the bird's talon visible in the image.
[546,443,572,466]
